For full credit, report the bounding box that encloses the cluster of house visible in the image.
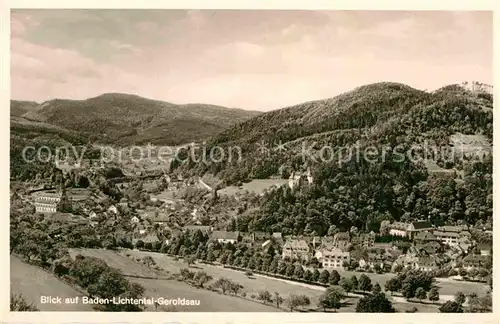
[388,221,474,249]
[279,220,492,274]
[132,225,283,247]
[282,232,360,270]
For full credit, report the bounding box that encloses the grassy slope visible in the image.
[10,255,93,311]
[68,249,279,312]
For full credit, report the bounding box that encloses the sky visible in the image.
[11,10,493,111]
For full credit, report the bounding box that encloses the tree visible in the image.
[468,268,479,279]
[142,256,156,267]
[373,263,383,274]
[355,292,395,313]
[135,240,144,249]
[466,293,480,312]
[179,268,194,281]
[478,268,489,280]
[379,220,391,236]
[393,264,404,273]
[287,294,310,312]
[274,292,283,309]
[318,286,345,312]
[371,283,382,294]
[439,301,463,313]
[193,271,212,288]
[339,278,353,296]
[458,268,467,277]
[329,270,341,285]
[350,275,359,291]
[258,290,273,305]
[358,274,373,292]
[87,268,128,299]
[303,269,313,282]
[384,277,402,295]
[285,264,295,277]
[229,282,243,296]
[415,287,427,302]
[213,277,232,294]
[401,282,415,299]
[454,292,466,305]
[327,225,337,236]
[312,269,321,282]
[10,293,39,311]
[277,261,287,275]
[206,249,215,263]
[293,265,304,279]
[269,257,279,273]
[428,287,440,303]
[319,269,330,284]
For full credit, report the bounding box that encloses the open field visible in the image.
[10,255,93,311]
[68,248,167,278]
[68,249,278,312]
[118,250,443,312]
[123,249,324,301]
[65,249,489,312]
[133,278,280,312]
[122,250,488,297]
[218,179,288,196]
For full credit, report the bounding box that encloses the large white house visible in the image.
[212,231,239,244]
[320,247,350,270]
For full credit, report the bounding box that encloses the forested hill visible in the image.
[174,82,492,235]
[181,82,492,182]
[12,93,261,146]
[10,100,39,117]
[210,82,428,147]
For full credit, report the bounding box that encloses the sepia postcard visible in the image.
[2,1,499,323]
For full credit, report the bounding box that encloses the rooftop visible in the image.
[414,231,437,241]
[184,225,211,232]
[463,254,489,263]
[390,222,409,230]
[410,220,433,230]
[284,239,309,249]
[272,232,283,240]
[437,225,468,233]
[434,231,459,238]
[478,242,492,250]
[417,256,439,267]
[322,247,350,256]
[333,232,350,241]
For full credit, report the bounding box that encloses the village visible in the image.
[20,158,493,288]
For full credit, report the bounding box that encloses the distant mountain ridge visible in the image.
[10,100,39,117]
[11,93,261,146]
